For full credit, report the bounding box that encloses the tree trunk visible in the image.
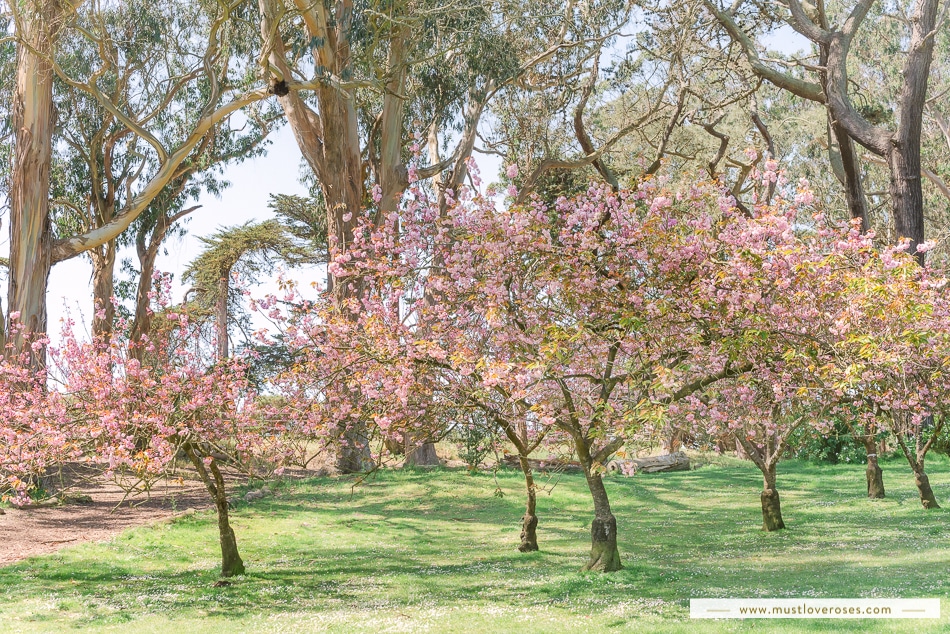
[129,218,167,360]
[212,472,244,576]
[860,436,885,499]
[888,141,926,262]
[571,433,621,572]
[405,439,439,467]
[830,120,869,231]
[517,454,539,552]
[889,0,938,262]
[818,39,869,232]
[90,241,117,341]
[7,0,61,364]
[582,470,622,571]
[760,462,785,531]
[913,468,940,509]
[216,275,229,360]
[336,422,374,474]
[185,445,245,577]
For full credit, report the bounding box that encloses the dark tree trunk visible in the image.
[517,454,539,552]
[831,121,869,231]
[583,470,622,571]
[760,462,785,531]
[859,436,885,499]
[185,444,245,577]
[888,141,926,262]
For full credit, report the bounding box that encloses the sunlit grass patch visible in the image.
[1,455,949,632]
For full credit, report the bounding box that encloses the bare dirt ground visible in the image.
[0,464,210,566]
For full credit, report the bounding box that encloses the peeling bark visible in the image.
[7,0,61,364]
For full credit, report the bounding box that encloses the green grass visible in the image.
[2,454,950,632]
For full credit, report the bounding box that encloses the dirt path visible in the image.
[0,465,210,566]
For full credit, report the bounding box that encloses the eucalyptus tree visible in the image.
[704,0,947,260]
[257,0,631,471]
[258,0,631,294]
[51,0,278,339]
[0,9,12,346]
[5,0,272,363]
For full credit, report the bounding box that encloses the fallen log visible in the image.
[501,455,585,473]
[607,452,690,475]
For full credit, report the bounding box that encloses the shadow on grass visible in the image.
[2,461,949,632]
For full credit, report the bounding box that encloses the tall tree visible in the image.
[257,0,628,471]
[705,0,944,260]
[183,219,303,360]
[5,0,272,362]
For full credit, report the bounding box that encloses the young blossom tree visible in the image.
[38,297,293,577]
[816,238,950,509]
[279,161,830,571]
[0,324,74,507]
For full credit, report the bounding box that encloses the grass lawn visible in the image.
[1,453,949,632]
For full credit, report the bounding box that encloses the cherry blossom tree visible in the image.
[272,160,821,570]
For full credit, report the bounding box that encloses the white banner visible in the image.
[690,598,940,619]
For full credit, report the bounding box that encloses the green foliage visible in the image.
[788,419,877,465]
[450,414,496,469]
[266,193,328,260]
[922,419,950,458]
[182,219,309,347]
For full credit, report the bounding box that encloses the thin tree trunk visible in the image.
[859,435,885,499]
[893,420,941,509]
[7,0,61,364]
[831,121,869,230]
[760,461,785,531]
[573,433,621,572]
[498,417,544,552]
[517,454,539,552]
[216,275,229,360]
[185,443,245,577]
